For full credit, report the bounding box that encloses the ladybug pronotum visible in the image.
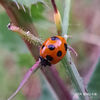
[39,36,67,66]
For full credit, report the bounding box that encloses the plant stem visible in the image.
[61,0,90,100]
[62,53,89,100]
[8,23,43,46]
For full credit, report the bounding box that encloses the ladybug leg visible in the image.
[67,45,78,56]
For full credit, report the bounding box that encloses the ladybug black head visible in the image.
[39,56,51,66]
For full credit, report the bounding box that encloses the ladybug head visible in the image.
[39,56,51,66]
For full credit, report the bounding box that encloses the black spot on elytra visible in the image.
[57,51,62,57]
[41,45,45,49]
[48,45,55,50]
[64,43,67,51]
[51,36,60,40]
[46,55,53,61]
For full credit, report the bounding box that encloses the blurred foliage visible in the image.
[88,59,100,100]
[0,49,25,100]
[17,53,35,68]
[0,12,27,52]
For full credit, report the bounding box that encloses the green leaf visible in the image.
[88,58,100,100]
[31,2,45,22]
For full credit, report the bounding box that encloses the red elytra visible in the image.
[39,36,67,66]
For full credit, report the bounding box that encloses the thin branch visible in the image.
[8,60,40,100]
[8,23,43,46]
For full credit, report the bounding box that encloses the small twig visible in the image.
[7,23,43,46]
[8,60,40,100]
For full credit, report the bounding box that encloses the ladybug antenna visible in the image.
[67,45,78,56]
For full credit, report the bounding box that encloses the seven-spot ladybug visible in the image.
[39,36,67,66]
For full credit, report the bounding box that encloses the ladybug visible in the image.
[39,36,67,66]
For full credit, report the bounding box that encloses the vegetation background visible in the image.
[0,0,100,100]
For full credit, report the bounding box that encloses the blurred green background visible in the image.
[0,0,100,100]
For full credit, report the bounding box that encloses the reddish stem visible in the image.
[51,0,57,13]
